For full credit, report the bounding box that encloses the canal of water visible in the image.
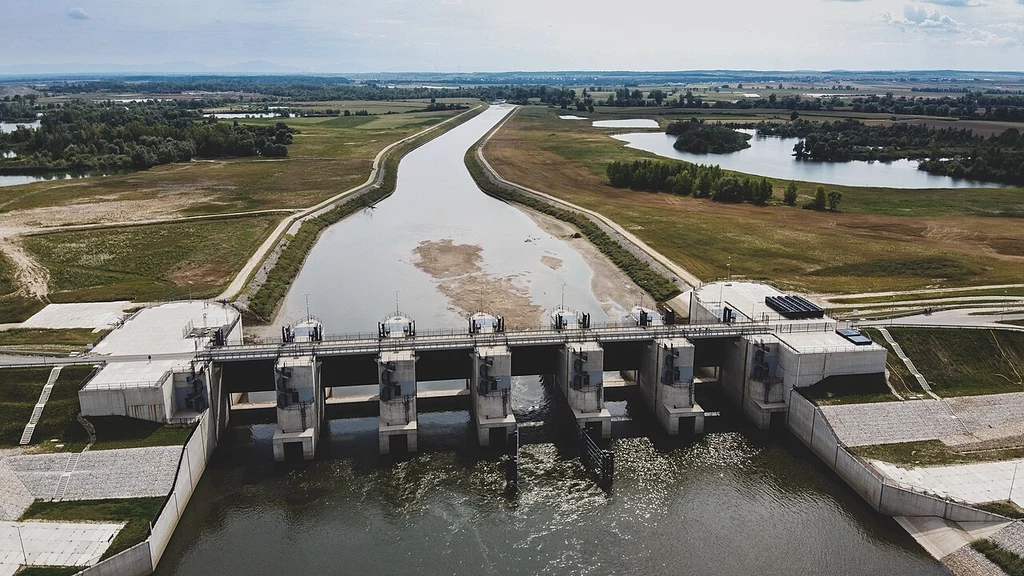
[152,106,945,575]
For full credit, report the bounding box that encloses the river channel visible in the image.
[614,129,1005,189]
[153,106,944,575]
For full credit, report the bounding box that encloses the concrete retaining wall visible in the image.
[75,404,218,576]
[787,392,1005,523]
[74,543,152,576]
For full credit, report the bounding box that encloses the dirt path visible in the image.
[815,284,1024,304]
[0,235,49,298]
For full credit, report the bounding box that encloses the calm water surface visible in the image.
[0,120,39,133]
[154,105,943,575]
[593,119,659,129]
[614,129,1005,189]
[0,172,100,188]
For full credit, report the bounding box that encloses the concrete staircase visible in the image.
[52,452,80,501]
[877,328,940,400]
[20,367,62,445]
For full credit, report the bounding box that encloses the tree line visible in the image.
[606,159,773,205]
[0,101,294,173]
[755,118,1024,185]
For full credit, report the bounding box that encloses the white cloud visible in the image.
[884,4,961,30]
[65,7,89,20]
[923,0,984,6]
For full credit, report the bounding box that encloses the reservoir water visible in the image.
[614,129,1006,189]
[153,105,944,575]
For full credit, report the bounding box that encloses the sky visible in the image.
[3,0,1024,73]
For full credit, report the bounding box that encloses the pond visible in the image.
[204,113,289,119]
[612,129,1006,189]
[0,172,104,188]
[0,120,40,134]
[593,119,660,129]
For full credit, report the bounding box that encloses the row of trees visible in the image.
[755,118,1024,185]
[0,101,294,173]
[606,159,773,205]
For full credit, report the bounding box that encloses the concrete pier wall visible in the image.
[74,402,219,576]
[787,391,1004,523]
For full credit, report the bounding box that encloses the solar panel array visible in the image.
[764,295,825,319]
[836,329,873,346]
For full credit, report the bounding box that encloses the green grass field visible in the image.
[484,106,1024,293]
[0,108,464,218]
[887,327,1024,396]
[0,328,102,347]
[20,497,164,559]
[23,215,281,303]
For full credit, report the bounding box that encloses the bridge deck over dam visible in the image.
[201,320,789,362]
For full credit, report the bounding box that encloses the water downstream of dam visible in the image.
[153,105,944,576]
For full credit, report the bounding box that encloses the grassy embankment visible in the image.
[464,140,679,303]
[0,366,195,450]
[15,567,81,576]
[977,501,1024,519]
[246,104,486,322]
[0,366,95,445]
[860,328,926,398]
[20,497,164,560]
[0,251,45,322]
[853,440,1024,467]
[886,327,1024,396]
[483,106,1024,294]
[1,105,470,321]
[972,539,1024,576]
[802,374,898,405]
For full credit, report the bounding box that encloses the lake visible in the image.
[0,121,40,134]
[593,119,660,129]
[0,172,102,188]
[613,129,1007,189]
